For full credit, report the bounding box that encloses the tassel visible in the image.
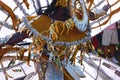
[19,51,24,60]
[19,49,26,60]
[55,25,59,34]
[66,19,74,35]
[50,25,58,40]
[51,32,58,40]
[60,22,65,35]
[57,56,62,70]
[58,46,65,56]
[80,49,83,65]
[70,46,79,65]
[89,42,95,51]
[64,47,70,64]
[41,61,47,79]
[54,22,59,34]
[27,45,31,65]
[85,44,89,54]
[79,44,84,65]
[66,28,70,35]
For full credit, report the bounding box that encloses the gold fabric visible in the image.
[50,21,87,42]
[27,15,52,36]
[27,15,87,42]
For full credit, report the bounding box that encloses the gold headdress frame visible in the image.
[0,0,120,80]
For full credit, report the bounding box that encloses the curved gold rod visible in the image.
[92,7,120,29]
[0,1,18,31]
[23,0,30,9]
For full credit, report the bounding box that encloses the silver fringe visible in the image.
[72,0,88,31]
